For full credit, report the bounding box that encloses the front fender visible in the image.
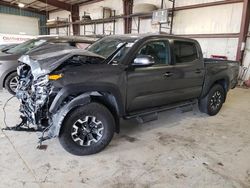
[49,83,125,116]
[47,93,91,138]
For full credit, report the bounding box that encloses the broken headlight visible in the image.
[32,75,51,109]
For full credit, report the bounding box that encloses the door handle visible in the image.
[164,72,174,77]
[195,69,202,74]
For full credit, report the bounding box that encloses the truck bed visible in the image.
[203,58,239,91]
[204,58,238,64]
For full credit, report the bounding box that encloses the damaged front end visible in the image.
[14,59,53,141]
[8,47,103,144]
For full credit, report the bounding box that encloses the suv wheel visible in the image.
[4,72,19,95]
[59,102,115,155]
[198,84,226,116]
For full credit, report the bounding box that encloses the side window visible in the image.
[173,41,198,64]
[137,41,170,65]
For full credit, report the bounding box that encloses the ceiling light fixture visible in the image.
[18,3,25,8]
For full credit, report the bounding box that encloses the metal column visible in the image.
[236,0,250,64]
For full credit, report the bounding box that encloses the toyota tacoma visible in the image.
[13,34,239,155]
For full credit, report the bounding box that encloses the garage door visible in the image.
[0,13,39,35]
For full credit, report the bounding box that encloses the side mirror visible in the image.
[132,55,155,67]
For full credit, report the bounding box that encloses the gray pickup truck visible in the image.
[14,34,239,155]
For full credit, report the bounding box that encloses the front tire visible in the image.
[59,102,115,156]
[199,84,226,116]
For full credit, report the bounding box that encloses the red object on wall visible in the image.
[211,55,228,60]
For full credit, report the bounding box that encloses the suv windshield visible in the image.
[87,37,135,63]
[6,39,47,54]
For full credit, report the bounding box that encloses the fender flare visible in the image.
[48,93,91,138]
[201,76,229,99]
[49,84,125,116]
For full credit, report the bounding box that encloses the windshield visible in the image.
[6,39,47,54]
[87,37,135,63]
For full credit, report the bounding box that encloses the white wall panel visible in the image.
[173,3,243,34]
[0,13,39,35]
[195,38,238,60]
[49,10,70,20]
[131,19,159,34]
[131,0,173,34]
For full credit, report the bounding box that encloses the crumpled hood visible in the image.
[18,44,104,79]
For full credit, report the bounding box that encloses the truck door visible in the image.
[171,40,205,100]
[126,39,177,113]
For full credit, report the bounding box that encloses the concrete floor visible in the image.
[0,88,249,188]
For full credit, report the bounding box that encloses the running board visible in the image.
[136,112,158,124]
[125,100,196,120]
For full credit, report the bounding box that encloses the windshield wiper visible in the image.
[102,42,128,64]
[2,50,11,54]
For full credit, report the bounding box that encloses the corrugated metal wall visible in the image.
[0,5,47,35]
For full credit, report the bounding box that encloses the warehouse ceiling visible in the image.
[0,0,97,13]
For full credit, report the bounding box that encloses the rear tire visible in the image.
[198,84,225,116]
[4,72,18,95]
[59,102,115,156]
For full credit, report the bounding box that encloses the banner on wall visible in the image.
[0,33,35,45]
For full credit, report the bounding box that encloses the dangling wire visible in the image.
[2,96,15,128]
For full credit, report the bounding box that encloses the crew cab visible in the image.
[15,34,239,155]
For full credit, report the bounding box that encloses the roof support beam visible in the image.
[0,0,46,15]
[37,0,80,35]
[78,0,104,6]
[10,0,17,4]
[123,0,133,34]
[72,5,80,35]
[26,1,39,8]
[174,0,243,11]
[49,0,104,13]
[236,0,250,64]
[37,0,72,11]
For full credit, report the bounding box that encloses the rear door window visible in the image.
[173,41,198,64]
